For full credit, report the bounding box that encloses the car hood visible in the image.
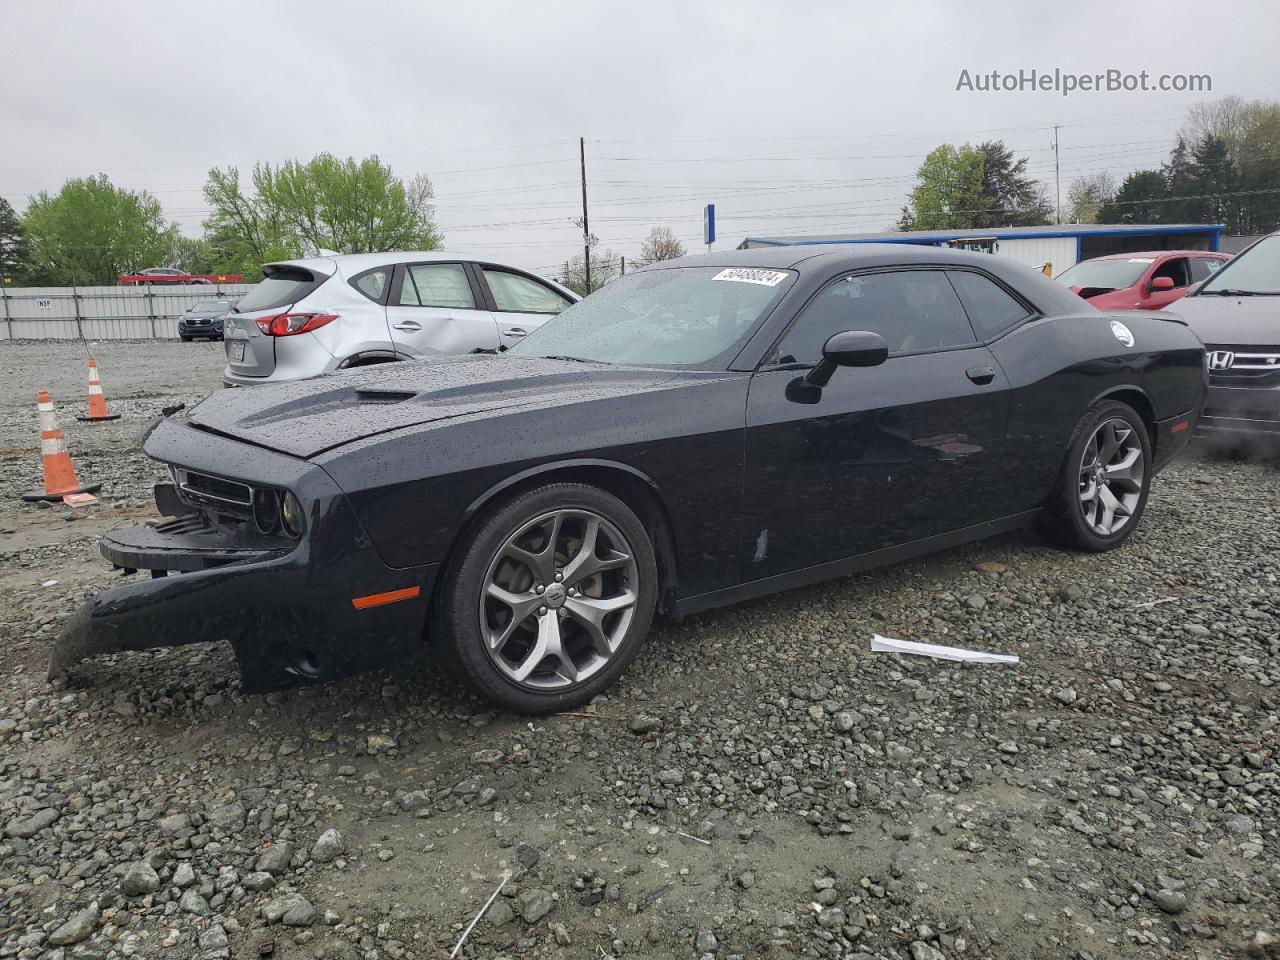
[1167,294,1280,344]
[187,355,685,458]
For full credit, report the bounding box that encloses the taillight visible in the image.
[254,312,337,336]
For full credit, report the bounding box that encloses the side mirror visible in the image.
[805,330,889,387]
[1150,276,1176,292]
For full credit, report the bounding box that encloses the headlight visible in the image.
[280,491,305,538]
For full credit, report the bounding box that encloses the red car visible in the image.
[1054,250,1231,310]
[118,267,246,286]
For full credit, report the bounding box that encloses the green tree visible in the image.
[0,197,29,283]
[22,175,178,285]
[1161,138,1197,211]
[1066,172,1116,224]
[973,141,1052,227]
[1235,103,1280,233]
[1184,136,1243,230]
[1097,170,1169,224]
[898,144,986,230]
[203,167,303,280]
[168,234,217,275]
[203,154,442,279]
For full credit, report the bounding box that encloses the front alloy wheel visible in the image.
[481,509,638,690]
[434,483,658,712]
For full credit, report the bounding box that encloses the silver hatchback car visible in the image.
[223,252,579,385]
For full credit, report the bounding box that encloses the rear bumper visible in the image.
[222,330,336,386]
[1153,409,1199,473]
[51,420,437,691]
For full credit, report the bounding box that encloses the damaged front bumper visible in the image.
[52,417,437,691]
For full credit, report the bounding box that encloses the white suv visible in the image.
[222,252,579,385]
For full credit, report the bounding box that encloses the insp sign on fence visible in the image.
[0,284,257,341]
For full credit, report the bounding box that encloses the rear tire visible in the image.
[433,483,658,713]
[1037,400,1152,552]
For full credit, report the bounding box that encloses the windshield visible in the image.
[190,300,230,313]
[1197,234,1280,294]
[507,266,794,366]
[1055,258,1149,291]
[235,265,327,312]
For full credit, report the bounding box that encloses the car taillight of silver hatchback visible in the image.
[255,312,337,336]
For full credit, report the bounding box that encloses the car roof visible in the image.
[1081,250,1231,262]
[266,251,546,273]
[655,242,1039,274]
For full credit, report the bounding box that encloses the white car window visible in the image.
[353,268,390,302]
[482,269,572,314]
[400,264,475,309]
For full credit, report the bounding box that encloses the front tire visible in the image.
[1038,400,1152,551]
[434,483,658,713]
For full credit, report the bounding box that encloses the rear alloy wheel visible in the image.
[1038,400,1152,551]
[435,484,657,712]
[1077,418,1145,536]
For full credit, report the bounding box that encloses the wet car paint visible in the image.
[55,244,1207,691]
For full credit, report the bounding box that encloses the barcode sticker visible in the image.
[712,268,789,286]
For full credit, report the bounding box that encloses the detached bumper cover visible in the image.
[99,513,289,572]
[51,418,438,690]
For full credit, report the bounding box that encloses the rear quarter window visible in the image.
[947,270,1035,340]
[351,267,391,303]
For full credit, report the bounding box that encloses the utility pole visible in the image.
[620,256,626,276]
[1052,124,1062,224]
[579,137,591,294]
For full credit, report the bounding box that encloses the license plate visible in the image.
[228,340,245,362]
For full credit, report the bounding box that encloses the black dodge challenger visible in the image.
[54,246,1207,712]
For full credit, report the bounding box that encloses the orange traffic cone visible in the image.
[22,391,102,502]
[76,357,121,422]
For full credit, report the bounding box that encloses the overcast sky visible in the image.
[2,0,1277,275]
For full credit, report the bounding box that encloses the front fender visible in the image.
[459,457,665,527]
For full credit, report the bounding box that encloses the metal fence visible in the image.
[0,284,257,340]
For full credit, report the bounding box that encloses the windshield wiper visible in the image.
[1202,288,1274,296]
[542,354,596,363]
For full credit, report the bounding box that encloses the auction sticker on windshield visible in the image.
[712,268,789,286]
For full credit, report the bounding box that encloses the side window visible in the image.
[947,270,1034,340]
[1152,257,1190,288]
[399,263,476,308]
[775,270,974,364]
[482,269,573,313]
[351,268,390,303]
[1189,257,1224,283]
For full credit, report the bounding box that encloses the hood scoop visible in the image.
[354,389,417,404]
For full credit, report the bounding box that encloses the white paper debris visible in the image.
[870,633,1019,665]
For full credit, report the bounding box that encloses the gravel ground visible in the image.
[0,340,1277,960]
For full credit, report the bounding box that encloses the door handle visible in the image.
[966,365,996,385]
[503,327,528,338]
[392,321,422,332]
